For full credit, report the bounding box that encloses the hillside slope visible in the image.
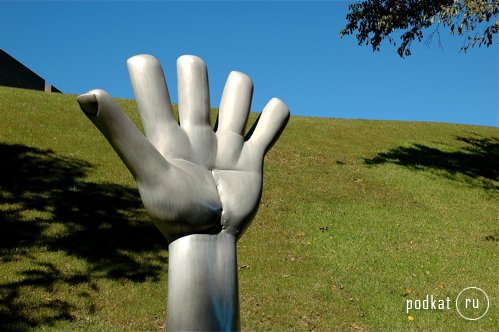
[0,86,497,331]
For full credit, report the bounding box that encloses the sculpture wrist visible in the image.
[167,232,240,331]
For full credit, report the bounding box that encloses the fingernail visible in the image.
[77,94,99,115]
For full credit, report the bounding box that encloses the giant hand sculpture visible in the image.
[77,54,289,331]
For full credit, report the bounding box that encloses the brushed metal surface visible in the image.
[167,233,239,331]
[77,54,289,331]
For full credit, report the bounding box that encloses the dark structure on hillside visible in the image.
[0,49,62,93]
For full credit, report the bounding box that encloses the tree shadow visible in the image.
[364,135,499,191]
[0,143,167,331]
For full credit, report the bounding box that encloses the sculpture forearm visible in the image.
[167,232,240,331]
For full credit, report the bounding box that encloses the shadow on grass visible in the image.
[0,143,167,331]
[364,135,499,191]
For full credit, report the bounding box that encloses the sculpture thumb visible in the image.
[77,93,99,115]
[75,89,170,184]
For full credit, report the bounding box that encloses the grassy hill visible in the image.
[0,86,497,331]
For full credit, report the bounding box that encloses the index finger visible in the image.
[127,54,179,149]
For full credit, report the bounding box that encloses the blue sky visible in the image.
[1,1,497,127]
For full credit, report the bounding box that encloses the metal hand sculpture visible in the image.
[77,54,289,331]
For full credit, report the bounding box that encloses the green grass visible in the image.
[0,86,497,331]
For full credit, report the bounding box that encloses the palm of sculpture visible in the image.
[77,54,289,330]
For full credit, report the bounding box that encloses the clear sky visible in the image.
[1,1,498,127]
